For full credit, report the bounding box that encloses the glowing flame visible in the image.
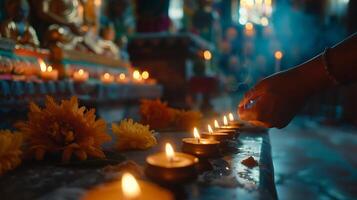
[78,69,84,75]
[228,113,234,121]
[133,70,141,80]
[245,22,253,31]
[104,73,110,79]
[165,143,175,162]
[260,17,269,26]
[275,51,283,60]
[47,66,53,72]
[208,125,213,134]
[214,120,220,128]
[119,73,126,80]
[223,116,228,126]
[203,50,212,60]
[193,127,200,143]
[39,59,47,72]
[121,173,141,199]
[141,71,149,80]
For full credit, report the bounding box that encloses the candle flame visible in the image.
[121,173,141,199]
[245,22,253,31]
[223,116,228,125]
[203,50,212,60]
[228,113,234,121]
[141,71,149,80]
[78,69,84,75]
[39,59,46,72]
[119,73,126,80]
[193,127,200,143]
[47,66,53,72]
[214,120,220,128]
[165,143,175,162]
[208,125,213,134]
[133,70,141,80]
[104,73,110,79]
[275,51,283,60]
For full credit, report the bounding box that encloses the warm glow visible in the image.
[94,0,101,6]
[165,143,175,162]
[104,73,110,79]
[39,59,46,72]
[47,66,53,72]
[141,71,149,80]
[228,113,234,121]
[208,125,213,134]
[265,0,272,6]
[214,120,220,128]
[78,69,84,75]
[193,127,200,141]
[260,17,269,26]
[203,50,212,60]
[275,51,283,60]
[121,173,141,199]
[133,70,141,80]
[245,22,253,31]
[119,73,126,80]
[223,116,228,126]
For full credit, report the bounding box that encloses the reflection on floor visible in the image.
[270,118,357,200]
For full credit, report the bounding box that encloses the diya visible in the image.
[201,124,233,141]
[146,143,198,183]
[72,69,89,82]
[182,127,220,158]
[228,112,245,127]
[220,115,240,129]
[81,172,173,200]
[213,120,237,138]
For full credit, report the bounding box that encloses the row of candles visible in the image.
[38,59,151,84]
[84,113,242,200]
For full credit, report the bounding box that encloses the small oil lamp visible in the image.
[220,115,240,129]
[132,70,143,83]
[201,124,233,141]
[213,119,237,137]
[81,172,173,200]
[39,59,58,81]
[146,143,198,183]
[116,73,128,83]
[182,127,220,158]
[228,112,245,127]
[72,69,89,82]
[101,72,114,84]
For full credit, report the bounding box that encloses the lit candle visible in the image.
[132,70,143,83]
[145,143,198,183]
[182,127,220,158]
[116,73,128,83]
[101,72,114,84]
[72,69,89,82]
[228,112,245,127]
[274,51,283,72]
[213,119,237,137]
[40,65,58,81]
[81,172,173,200]
[201,124,233,141]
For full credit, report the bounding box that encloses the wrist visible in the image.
[293,54,335,96]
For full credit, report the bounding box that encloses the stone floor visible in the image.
[270,118,357,200]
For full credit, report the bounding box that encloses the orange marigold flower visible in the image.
[0,130,23,176]
[112,119,157,151]
[15,96,111,162]
[140,99,175,129]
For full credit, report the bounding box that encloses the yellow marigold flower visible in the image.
[112,119,157,151]
[0,130,23,176]
[15,96,111,162]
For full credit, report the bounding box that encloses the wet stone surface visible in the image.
[0,131,275,200]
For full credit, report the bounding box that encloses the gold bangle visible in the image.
[321,47,339,85]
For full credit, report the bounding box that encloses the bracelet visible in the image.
[321,47,339,85]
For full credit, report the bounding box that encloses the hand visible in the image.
[238,69,312,128]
